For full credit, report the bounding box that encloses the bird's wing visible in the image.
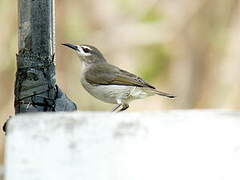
[85,63,155,89]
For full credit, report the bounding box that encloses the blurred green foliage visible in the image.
[138,45,171,82]
[140,8,163,23]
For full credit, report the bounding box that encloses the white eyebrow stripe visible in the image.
[78,45,91,56]
[78,46,85,54]
[81,45,91,50]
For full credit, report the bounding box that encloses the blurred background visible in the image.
[0,0,240,169]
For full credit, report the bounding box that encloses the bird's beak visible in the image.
[62,43,78,51]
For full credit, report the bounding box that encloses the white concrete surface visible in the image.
[4,110,240,180]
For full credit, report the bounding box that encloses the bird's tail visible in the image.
[153,89,176,98]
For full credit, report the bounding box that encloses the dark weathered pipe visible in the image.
[3,0,76,133]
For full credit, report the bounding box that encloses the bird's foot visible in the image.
[118,104,129,112]
[111,104,121,112]
[111,104,129,112]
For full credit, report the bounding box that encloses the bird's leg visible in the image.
[111,104,121,112]
[118,104,129,112]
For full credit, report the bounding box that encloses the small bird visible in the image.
[62,43,175,112]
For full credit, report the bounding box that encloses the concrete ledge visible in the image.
[4,110,240,180]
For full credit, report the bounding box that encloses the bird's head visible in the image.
[62,43,106,64]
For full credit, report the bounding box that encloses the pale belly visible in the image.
[81,79,151,104]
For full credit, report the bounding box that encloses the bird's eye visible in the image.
[82,47,91,53]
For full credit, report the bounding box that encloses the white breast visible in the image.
[80,77,150,104]
[80,64,151,104]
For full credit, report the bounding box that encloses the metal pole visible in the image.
[15,0,76,114]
